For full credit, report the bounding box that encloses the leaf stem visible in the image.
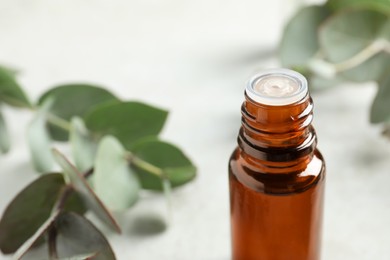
[46,113,72,131]
[333,39,389,72]
[47,226,58,260]
[308,39,390,78]
[53,184,74,213]
[29,104,72,132]
[125,151,164,178]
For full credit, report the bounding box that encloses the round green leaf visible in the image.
[0,108,10,154]
[52,149,121,233]
[0,174,65,254]
[70,117,97,172]
[94,136,140,211]
[55,212,116,260]
[38,84,119,141]
[319,9,390,81]
[27,98,55,173]
[370,70,390,123]
[326,0,390,14]
[279,5,330,67]
[0,66,31,108]
[84,101,168,150]
[131,139,196,191]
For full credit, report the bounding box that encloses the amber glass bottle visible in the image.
[229,69,325,260]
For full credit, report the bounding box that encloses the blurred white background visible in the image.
[0,0,389,259]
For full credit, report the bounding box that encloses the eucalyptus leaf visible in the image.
[13,209,60,260]
[55,212,116,260]
[131,139,196,191]
[319,9,390,81]
[70,117,97,172]
[52,149,121,233]
[84,101,168,150]
[27,98,55,173]
[280,5,330,67]
[326,0,390,14]
[38,84,119,141]
[310,74,345,91]
[370,70,390,123]
[0,66,31,108]
[0,108,10,153]
[0,174,65,254]
[63,191,88,216]
[94,136,140,211]
[0,65,19,76]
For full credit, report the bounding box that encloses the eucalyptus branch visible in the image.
[308,39,390,79]
[0,62,196,260]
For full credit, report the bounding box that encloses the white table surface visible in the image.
[0,1,389,259]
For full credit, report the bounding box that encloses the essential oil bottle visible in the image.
[229,69,325,260]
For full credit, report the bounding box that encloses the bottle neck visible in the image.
[238,93,317,173]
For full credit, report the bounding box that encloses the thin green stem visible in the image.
[308,39,390,78]
[333,39,389,72]
[46,113,72,131]
[29,104,72,131]
[125,151,164,178]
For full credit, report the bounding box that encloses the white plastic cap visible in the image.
[245,68,308,106]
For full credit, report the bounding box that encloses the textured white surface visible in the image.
[0,1,390,260]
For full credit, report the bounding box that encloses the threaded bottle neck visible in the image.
[238,69,317,172]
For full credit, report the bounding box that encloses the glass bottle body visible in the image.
[229,148,325,260]
[229,87,325,260]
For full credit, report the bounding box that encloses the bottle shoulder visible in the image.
[229,147,325,195]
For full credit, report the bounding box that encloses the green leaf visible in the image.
[56,212,116,260]
[0,65,19,76]
[0,174,65,254]
[0,66,31,108]
[131,139,196,190]
[309,74,345,91]
[27,98,55,173]
[63,191,88,216]
[370,70,390,123]
[38,84,119,141]
[280,5,330,67]
[70,117,97,172]
[0,108,10,153]
[326,0,390,14]
[319,9,390,81]
[13,209,60,260]
[84,101,168,150]
[94,136,140,211]
[52,149,121,233]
